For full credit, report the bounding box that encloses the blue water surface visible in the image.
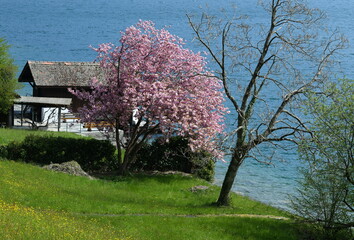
[1,0,353,210]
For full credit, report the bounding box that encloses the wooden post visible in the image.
[7,105,14,128]
[21,104,24,126]
[58,107,61,132]
[31,106,35,128]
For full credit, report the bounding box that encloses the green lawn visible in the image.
[0,159,299,240]
[0,128,300,239]
[0,128,85,145]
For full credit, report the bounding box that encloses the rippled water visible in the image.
[1,0,353,210]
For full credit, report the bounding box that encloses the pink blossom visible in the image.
[70,20,227,171]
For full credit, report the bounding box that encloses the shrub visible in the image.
[3,141,26,161]
[0,145,6,158]
[133,136,215,181]
[4,135,117,172]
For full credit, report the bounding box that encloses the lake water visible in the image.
[1,0,353,210]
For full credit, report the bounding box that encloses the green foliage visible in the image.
[133,136,215,181]
[2,141,26,160]
[0,37,20,115]
[2,135,117,172]
[295,222,353,240]
[291,79,354,239]
[292,170,352,239]
[0,145,7,158]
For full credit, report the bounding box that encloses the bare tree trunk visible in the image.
[217,131,247,205]
[217,153,243,205]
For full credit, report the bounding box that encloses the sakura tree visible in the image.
[70,20,227,174]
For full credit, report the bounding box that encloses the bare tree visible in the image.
[188,0,346,206]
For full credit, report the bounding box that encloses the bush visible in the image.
[291,169,353,240]
[0,145,6,158]
[3,141,26,161]
[133,136,215,181]
[3,135,117,172]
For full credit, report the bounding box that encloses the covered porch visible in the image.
[12,96,73,132]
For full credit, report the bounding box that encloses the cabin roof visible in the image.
[18,61,105,87]
[14,96,72,107]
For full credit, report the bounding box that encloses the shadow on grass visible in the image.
[93,214,298,240]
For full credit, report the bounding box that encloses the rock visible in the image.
[149,170,192,177]
[190,185,209,192]
[43,161,94,179]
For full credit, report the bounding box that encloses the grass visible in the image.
[0,160,289,217]
[0,128,300,239]
[96,215,297,240]
[0,199,128,240]
[0,128,85,145]
[0,158,299,240]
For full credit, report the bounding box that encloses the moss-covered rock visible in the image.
[43,161,94,179]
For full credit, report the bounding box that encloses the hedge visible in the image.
[1,134,117,172]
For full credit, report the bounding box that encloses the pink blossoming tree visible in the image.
[70,20,226,174]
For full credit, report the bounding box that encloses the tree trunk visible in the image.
[115,124,125,174]
[117,148,137,176]
[117,147,132,175]
[118,160,129,175]
[216,150,244,206]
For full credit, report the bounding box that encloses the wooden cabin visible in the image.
[17,61,105,122]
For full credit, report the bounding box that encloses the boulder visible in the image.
[43,161,94,179]
[148,170,192,177]
[190,185,209,192]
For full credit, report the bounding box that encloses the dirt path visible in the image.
[72,212,290,220]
